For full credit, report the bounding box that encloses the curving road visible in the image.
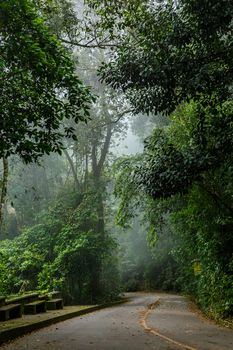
[1,292,233,350]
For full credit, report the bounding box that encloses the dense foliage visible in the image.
[0,187,120,303]
[0,0,122,304]
[87,0,233,113]
[0,0,232,321]
[114,101,233,318]
[0,0,92,162]
[97,0,233,319]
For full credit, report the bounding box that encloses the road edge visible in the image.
[0,298,128,346]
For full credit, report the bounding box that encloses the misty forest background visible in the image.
[0,0,232,322]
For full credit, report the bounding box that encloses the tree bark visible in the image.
[90,124,113,234]
[63,149,81,190]
[0,157,9,226]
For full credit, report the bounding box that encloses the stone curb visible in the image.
[0,299,128,346]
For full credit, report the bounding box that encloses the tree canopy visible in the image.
[86,0,233,114]
[84,0,233,198]
[0,0,93,162]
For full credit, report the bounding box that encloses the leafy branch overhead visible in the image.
[0,0,94,163]
[86,0,233,114]
[84,0,233,198]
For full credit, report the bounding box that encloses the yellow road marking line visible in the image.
[139,300,198,350]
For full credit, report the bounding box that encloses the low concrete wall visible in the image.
[0,299,128,345]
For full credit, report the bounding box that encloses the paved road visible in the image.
[1,293,233,350]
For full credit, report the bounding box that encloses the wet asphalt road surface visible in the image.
[1,292,233,350]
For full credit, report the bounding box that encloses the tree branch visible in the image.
[60,36,120,49]
[97,108,134,128]
[63,149,81,190]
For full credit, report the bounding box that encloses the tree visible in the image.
[82,0,233,196]
[0,36,131,301]
[0,0,93,163]
[89,0,233,318]
[113,106,233,318]
[86,0,233,114]
[0,0,94,223]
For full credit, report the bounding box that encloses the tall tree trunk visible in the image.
[42,165,50,200]
[91,123,113,234]
[63,149,80,190]
[84,153,89,189]
[0,157,9,226]
[89,124,113,300]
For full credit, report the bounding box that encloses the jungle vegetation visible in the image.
[0,0,232,320]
